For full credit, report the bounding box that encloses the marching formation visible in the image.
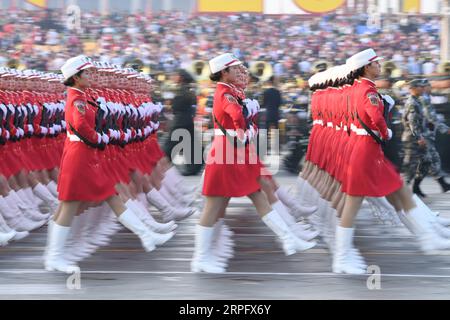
[295,49,450,274]
[1,48,449,277]
[0,57,199,273]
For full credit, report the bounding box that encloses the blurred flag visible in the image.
[26,0,47,9]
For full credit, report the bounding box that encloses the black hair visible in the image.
[348,66,365,82]
[63,70,84,87]
[209,67,230,82]
[177,69,194,84]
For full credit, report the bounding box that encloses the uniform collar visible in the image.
[68,87,85,94]
[217,82,233,88]
[360,77,376,87]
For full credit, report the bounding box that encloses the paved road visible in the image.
[1,174,450,299]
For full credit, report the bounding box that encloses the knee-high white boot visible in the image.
[46,181,59,198]
[262,210,316,255]
[402,205,450,253]
[118,208,167,251]
[272,201,319,241]
[146,189,193,222]
[191,224,226,273]
[44,223,80,273]
[0,210,28,241]
[275,186,317,218]
[332,226,366,274]
[124,200,175,245]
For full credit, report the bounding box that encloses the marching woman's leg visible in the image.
[106,195,174,251]
[249,191,316,256]
[191,196,230,273]
[44,201,81,273]
[258,177,318,241]
[332,195,367,274]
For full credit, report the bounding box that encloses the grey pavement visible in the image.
[1,174,450,299]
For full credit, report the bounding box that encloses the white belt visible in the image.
[214,129,238,137]
[67,133,81,142]
[353,128,380,137]
[312,120,323,126]
[335,126,341,131]
[326,122,333,128]
[350,124,358,131]
[343,125,348,131]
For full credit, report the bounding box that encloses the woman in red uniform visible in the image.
[44,56,170,273]
[333,49,450,274]
[192,53,315,273]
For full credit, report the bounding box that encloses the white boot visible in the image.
[44,223,80,273]
[133,195,177,233]
[118,209,162,251]
[46,181,59,198]
[162,180,195,206]
[146,189,193,222]
[1,195,46,231]
[22,187,45,209]
[273,200,319,241]
[332,226,367,274]
[191,224,226,273]
[262,210,316,255]
[33,183,58,210]
[412,195,450,239]
[0,230,16,246]
[404,206,450,252]
[275,186,317,218]
[211,219,234,263]
[8,191,49,223]
[0,211,28,241]
[165,166,196,194]
[125,200,176,243]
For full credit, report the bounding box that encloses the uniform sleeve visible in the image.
[222,94,246,131]
[363,89,389,140]
[405,101,424,140]
[71,99,99,144]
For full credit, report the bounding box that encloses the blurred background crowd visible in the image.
[1,0,450,175]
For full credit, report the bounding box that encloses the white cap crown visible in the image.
[209,53,242,74]
[61,55,93,81]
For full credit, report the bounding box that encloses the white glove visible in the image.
[0,104,6,114]
[40,126,48,135]
[252,99,261,114]
[101,133,109,144]
[151,121,160,131]
[15,130,20,138]
[5,130,10,140]
[137,129,142,137]
[61,120,66,129]
[97,133,102,144]
[27,124,33,133]
[49,127,55,135]
[382,94,395,112]
[387,128,393,140]
[33,105,39,114]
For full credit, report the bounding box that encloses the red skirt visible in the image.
[344,136,403,197]
[202,136,261,197]
[57,139,117,201]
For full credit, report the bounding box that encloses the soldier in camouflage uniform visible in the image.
[417,78,450,193]
[401,79,430,197]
